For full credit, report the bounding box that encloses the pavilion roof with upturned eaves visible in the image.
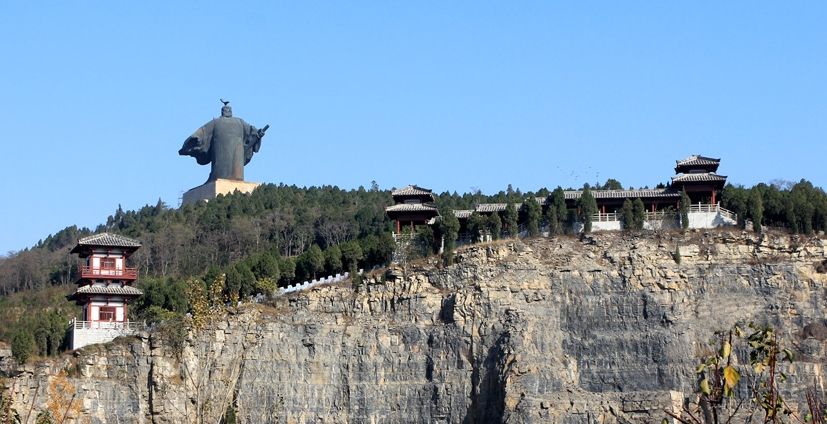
[391,185,436,202]
[70,233,142,255]
[72,285,144,296]
[674,155,721,173]
[385,203,439,213]
[670,173,727,184]
[67,284,144,303]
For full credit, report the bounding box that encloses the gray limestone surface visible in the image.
[5,231,827,423]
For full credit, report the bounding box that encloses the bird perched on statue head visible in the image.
[220,99,232,117]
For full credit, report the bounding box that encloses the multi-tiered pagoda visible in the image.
[67,233,143,350]
[384,185,440,235]
[670,155,727,204]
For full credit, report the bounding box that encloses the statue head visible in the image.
[220,98,232,117]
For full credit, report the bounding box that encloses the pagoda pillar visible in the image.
[711,190,717,205]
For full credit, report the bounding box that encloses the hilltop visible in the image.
[0,179,825,363]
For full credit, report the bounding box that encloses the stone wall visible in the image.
[687,210,737,228]
[181,179,261,206]
[4,230,827,423]
[69,324,139,350]
[591,220,622,232]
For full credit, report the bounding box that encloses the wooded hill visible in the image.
[1,184,394,296]
[0,179,825,362]
[2,179,826,296]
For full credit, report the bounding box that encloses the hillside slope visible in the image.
[5,231,827,423]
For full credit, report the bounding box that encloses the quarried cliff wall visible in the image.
[6,231,827,423]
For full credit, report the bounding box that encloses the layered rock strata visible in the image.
[6,231,827,423]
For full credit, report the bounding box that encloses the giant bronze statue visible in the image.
[179,100,269,182]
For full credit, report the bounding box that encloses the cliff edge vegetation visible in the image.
[3,230,827,423]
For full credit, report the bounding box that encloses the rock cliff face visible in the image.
[6,231,827,423]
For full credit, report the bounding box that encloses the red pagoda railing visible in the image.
[79,265,138,280]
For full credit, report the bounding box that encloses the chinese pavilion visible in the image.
[670,155,727,204]
[385,185,440,235]
[390,154,736,235]
[67,233,143,350]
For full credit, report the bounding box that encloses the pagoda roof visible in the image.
[385,203,438,213]
[453,210,473,219]
[450,203,520,219]
[70,233,141,254]
[391,185,434,197]
[671,173,727,183]
[676,155,720,167]
[476,203,509,213]
[69,284,143,299]
[675,155,721,173]
[564,188,680,200]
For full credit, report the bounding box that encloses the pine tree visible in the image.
[577,188,598,233]
[632,198,646,230]
[233,262,256,298]
[524,197,541,237]
[601,178,623,190]
[545,204,559,235]
[252,253,280,281]
[305,245,324,279]
[504,202,519,238]
[467,212,486,242]
[224,267,242,302]
[544,187,569,235]
[324,245,343,275]
[415,225,437,256]
[487,213,502,240]
[622,199,634,230]
[340,241,363,272]
[680,189,691,230]
[278,258,296,286]
[438,205,460,264]
[551,187,568,229]
[748,188,764,232]
[11,329,34,364]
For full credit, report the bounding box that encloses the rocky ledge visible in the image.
[5,230,827,423]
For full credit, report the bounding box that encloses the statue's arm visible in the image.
[243,122,268,165]
[178,121,214,165]
[180,136,212,165]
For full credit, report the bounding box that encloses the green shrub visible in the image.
[11,329,34,364]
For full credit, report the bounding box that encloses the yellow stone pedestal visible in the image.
[181,179,261,206]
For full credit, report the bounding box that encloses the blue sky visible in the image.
[1,2,825,253]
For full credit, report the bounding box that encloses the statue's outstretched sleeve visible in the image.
[178,120,215,166]
[243,122,263,165]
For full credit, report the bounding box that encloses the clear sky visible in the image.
[1,2,825,253]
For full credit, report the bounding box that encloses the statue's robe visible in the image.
[178,116,262,182]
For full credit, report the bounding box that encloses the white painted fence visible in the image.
[277,270,363,295]
[579,204,735,232]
